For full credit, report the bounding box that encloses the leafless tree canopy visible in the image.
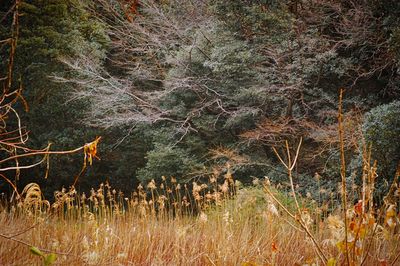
[59,0,218,133]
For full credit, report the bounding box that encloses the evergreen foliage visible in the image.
[1,0,399,197]
[362,101,400,181]
[1,0,110,196]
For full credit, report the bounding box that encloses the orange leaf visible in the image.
[349,220,357,231]
[354,200,363,215]
[84,136,101,165]
[271,242,278,252]
[379,260,388,266]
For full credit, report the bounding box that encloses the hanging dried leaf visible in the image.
[83,136,101,166]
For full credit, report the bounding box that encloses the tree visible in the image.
[0,0,101,199]
[62,0,400,187]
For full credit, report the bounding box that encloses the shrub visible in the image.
[362,100,400,182]
[137,144,202,182]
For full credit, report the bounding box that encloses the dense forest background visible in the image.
[1,0,399,199]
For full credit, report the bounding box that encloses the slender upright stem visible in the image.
[338,88,350,265]
[271,137,328,264]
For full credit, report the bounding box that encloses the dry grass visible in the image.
[0,181,309,265]
[0,163,399,266]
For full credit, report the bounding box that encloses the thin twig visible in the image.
[264,185,328,263]
[338,88,350,266]
[0,232,73,257]
[0,173,20,199]
[270,137,328,264]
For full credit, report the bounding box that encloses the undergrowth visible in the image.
[0,158,399,265]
